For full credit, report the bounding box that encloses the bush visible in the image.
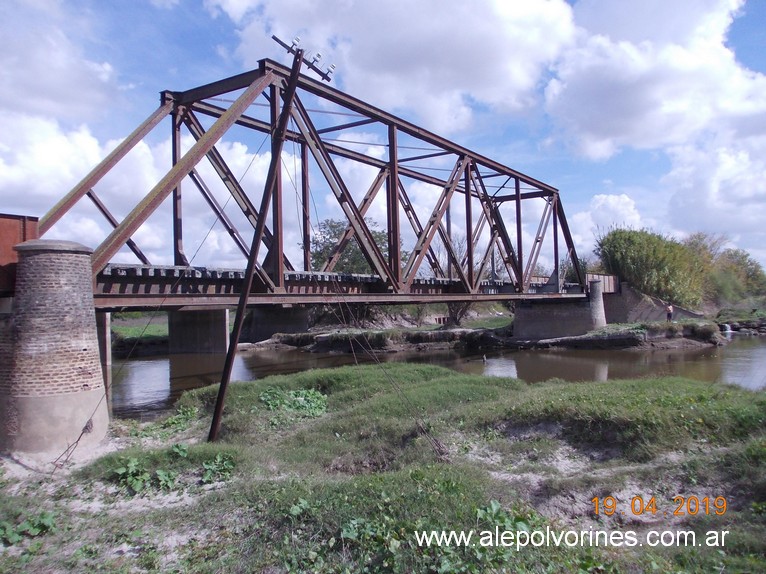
[596,227,705,307]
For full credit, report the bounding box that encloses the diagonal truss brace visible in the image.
[182,109,294,272]
[402,156,470,290]
[289,94,397,288]
[40,100,174,235]
[321,167,388,272]
[523,195,555,291]
[91,72,276,274]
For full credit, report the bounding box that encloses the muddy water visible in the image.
[110,335,766,419]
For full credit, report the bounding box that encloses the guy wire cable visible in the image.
[51,129,272,471]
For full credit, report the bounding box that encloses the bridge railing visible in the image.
[585,273,620,294]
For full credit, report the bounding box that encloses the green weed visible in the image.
[1,511,56,546]
[259,387,327,418]
[130,406,200,440]
[154,469,178,491]
[201,453,235,484]
[113,457,152,495]
[171,443,189,458]
[159,406,199,431]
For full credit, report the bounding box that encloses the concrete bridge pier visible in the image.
[513,279,607,339]
[95,311,112,414]
[0,240,109,458]
[244,305,310,342]
[168,309,230,354]
[589,279,607,330]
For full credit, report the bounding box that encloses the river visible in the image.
[110,334,766,419]
[111,337,766,418]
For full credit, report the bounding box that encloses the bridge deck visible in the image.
[94,264,588,310]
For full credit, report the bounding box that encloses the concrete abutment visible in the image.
[513,280,606,339]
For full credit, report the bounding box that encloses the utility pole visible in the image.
[209,37,336,442]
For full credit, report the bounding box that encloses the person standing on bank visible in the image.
[666,303,674,322]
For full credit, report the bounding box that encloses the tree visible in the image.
[595,226,766,309]
[560,256,588,284]
[595,227,706,308]
[310,218,404,274]
[682,232,728,302]
[712,248,766,304]
[307,218,410,328]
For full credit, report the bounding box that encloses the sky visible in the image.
[1,0,765,272]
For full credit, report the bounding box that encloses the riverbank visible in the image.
[111,309,738,359]
[245,319,727,355]
[2,363,764,572]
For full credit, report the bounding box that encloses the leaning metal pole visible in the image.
[208,50,304,442]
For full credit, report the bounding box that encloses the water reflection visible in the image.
[111,336,766,418]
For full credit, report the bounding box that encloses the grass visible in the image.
[715,305,766,324]
[588,320,723,343]
[111,323,169,339]
[2,363,764,573]
[460,314,513,330]
[111,311,169,340]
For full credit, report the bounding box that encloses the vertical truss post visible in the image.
[515,177,523,290]
[301,143,311,271]
[464,161,474,289]
[269,84,285,288]
[387,124,402,287]
[171,106,189,266]
[209,50,303,442]
[553,194,560,291]
[446,203,452,281]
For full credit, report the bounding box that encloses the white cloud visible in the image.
[0,113,104,212]
[545,0,763,159]
[573,0,742,45]
[569,194,644,258]
[0,1,119,122]
[203,0,253,23]
[208,0,575,134]
[664,138,766,246]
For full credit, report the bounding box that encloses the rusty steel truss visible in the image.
[40,51,586,309]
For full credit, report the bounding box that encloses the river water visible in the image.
[110,334,766,419]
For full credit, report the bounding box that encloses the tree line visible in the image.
[594,228,766,309]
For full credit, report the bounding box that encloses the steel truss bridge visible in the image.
[39,49,586,311]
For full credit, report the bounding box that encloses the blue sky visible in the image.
[2,0,765,271]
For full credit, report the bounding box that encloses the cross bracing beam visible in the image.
[39,55,585,301]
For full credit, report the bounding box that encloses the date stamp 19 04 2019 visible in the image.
[592,495,727,517]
